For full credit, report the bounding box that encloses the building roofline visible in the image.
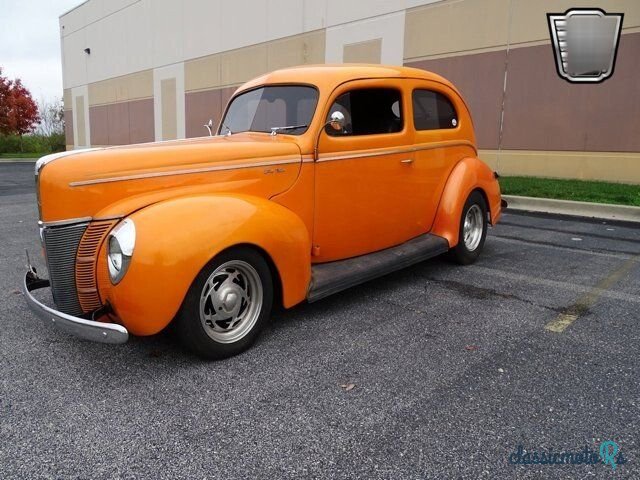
[59,0,90,19]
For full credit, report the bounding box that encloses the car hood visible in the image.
[37,133,303,222]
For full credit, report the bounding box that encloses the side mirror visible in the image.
[315,110,347,161]
[204,119,214,136]
[329,111,345,132]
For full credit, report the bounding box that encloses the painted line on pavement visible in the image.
[545,255,640,333]
[470,265,640,306]
[490,235,633,259]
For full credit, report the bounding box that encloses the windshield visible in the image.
[220,85,318,135]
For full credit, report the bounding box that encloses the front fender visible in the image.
[431,157,502,247]
[98,194,311,336]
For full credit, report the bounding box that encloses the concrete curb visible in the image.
[503,195,640,224]
[0,159,37,163]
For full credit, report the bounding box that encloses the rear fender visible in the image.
[431,157,502,247]
[98,194,311,336]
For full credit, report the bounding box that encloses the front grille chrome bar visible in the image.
[42,222,89,316]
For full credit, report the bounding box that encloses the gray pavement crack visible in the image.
[422,276,563,314]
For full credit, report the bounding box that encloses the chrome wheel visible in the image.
[199,260,263,344]
[463,204,484,252]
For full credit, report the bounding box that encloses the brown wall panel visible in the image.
[107,102,131,145]
[185,86,237,138]
[89,104,109,146]
[502,32,640,152]
[90,98,154,146]
[185,89,223,138]
[128,98,154,144]
[109,102,131,145]
[406,50,506,149]
[64,110,74,147]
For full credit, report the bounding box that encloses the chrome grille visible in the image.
[43,222,88,316]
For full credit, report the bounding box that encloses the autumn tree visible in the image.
[9,79,40,137]
[0,68,40,149]
[0,68,11,134]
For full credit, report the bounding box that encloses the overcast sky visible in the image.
[0,0,81,103]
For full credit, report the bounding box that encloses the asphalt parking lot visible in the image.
[1,162,639,479]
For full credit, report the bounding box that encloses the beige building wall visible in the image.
[60,0,640,183]
[343,39,382,63]
[404,0,640,184]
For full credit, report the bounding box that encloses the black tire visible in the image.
[449,191,488,265]
[176,247,273,359]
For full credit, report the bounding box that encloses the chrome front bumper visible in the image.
[22,271,129,344]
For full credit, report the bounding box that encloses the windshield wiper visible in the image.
[269,125,308,136]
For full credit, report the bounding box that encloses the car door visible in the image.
[409,80,470,229]
[312,79,431,263]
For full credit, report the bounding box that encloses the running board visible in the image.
[308,234,449,303]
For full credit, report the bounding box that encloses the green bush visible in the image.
[0,135,21,153]
[0,134,66,155]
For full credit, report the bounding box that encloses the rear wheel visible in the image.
[176,247,273,359]
[449,191,488,265]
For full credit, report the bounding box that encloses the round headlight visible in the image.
[108,218,135,284]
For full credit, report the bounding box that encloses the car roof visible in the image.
[237,63,459,96]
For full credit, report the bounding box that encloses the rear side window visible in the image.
[326,88,403,136]
[412,89,458,130]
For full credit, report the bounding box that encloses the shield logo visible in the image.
[547,8,624,83]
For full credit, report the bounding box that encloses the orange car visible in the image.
[23,64,504,358]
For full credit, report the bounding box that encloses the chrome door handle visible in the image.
[400,159,413,164]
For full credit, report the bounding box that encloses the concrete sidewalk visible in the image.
[504,195,640,224]
[0,158,37,163]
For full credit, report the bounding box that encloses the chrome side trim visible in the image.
[22,272,129,345]
[35,148,102,176]
[69,157,302,187]
[65,141,473,186]
[317,140,476,163]
[38,215,123,228]
[38,217,92,228]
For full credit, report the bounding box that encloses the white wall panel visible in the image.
[60,3,89,35]
[183,0,223,61]
[325,11,406,65]
[302,0,328,31]
[405,0,445,8]
[219,0,269,52]
[123,0,153,75]
[325,0,403,26]
[83,1,152,84]
[266,0,305,39]
[61,0,141,35]
[62,28,88,88]
[150,1,185,68]
[61,0,446,89]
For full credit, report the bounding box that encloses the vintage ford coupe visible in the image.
[23,65,503,358]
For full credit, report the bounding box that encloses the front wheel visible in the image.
[176,247,273,359]
[449,191,488,265]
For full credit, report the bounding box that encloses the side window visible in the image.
[326,88,403,136]
[412,89,458,130]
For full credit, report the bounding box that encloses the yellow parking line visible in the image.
[545,256,639,333]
